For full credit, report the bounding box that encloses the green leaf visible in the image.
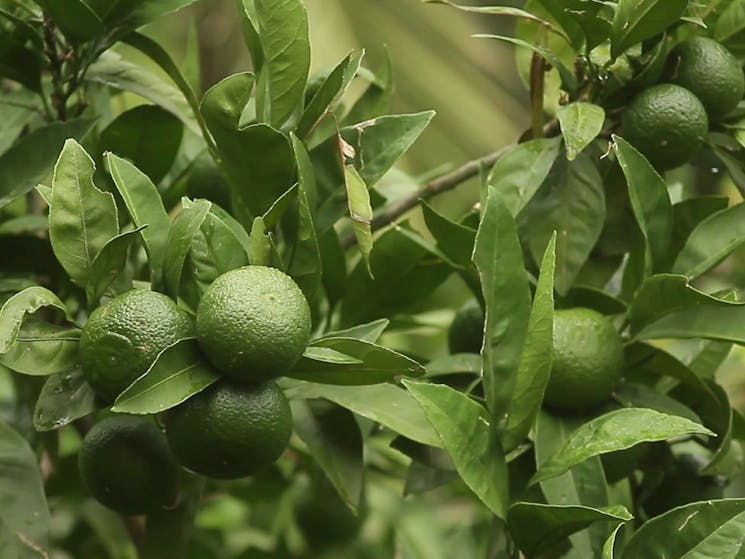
[297,51,364,138]
[100,105,183,185]
[507,503,632,558]
[0,419,50,555]
[240,0,310,127]
[317,318,389,344]
[291,400,363,510]
[288,134,322,299]
[504,233,555,452]
[113,339,219,415]
[425,353,482,377]
[0,32,41,92]
[342,111,436,187]
[611,0,689,59]
[0,286,73,354]
[31,0,102,44]
[287,337,423,385]
[557,102,605,161]
[344,165,373,272]
[624,342,716,397]
[0,319,80,376]
[86,227,144,307]
[283,380,441,447]
[180,202,250,309]
[49,140,119,288]
[404,381,509,518]
[614,382,702,423]
[613,135,673,276]
[535,0,613,51]
[474,188,531,420]
[715,0,745,56]
[603,523,623,559]
[628,274,739,335]
[522,152,604,296]
[200,73,295,217]
[248,216,271,266]
[339,227,450,327]
[162,199,211,300]
[667,195,730,270]
[33,368,96,431]
[620,499,745,558]
[534,410,611,556]
[421,202,476,269]
[487,137,562,216]
[0,119,94,209]
[344,49,394,124]
[113,1,200,30]
[673,201,745,279]
[635,302,745,344]
[106,153,172,287]
[302,347,363,365]
[532,408,715,484]
[86,52,199,134]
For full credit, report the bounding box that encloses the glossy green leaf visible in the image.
[248,217,271,267]
[240,0,310,127]
[621,499,745,558]
[106,153,172,286]
[635,303,745,344]
[522,152,604,295]
[603,523,624,559]
[614,382,701,424]
[100,105,183,185]
[200,73,295,217]
[532,408,715,484]
[162,200,211,300]
[667,195,730,270]
[404,381,508,518]
[425,353,482,377]
[33,368,96,431]
[339,227,450,327]
[344,49,393,124]
[628,274,740,335]
[0,119,94,209]
[317,319,389,344]
[288,134,322,299]
[421,201,476,269]
[342,111,435,187]
[535,0,613,50]
[624,343,716,397]
[113,339,219,415]
[507,503,632,558]
[0,420,50,555]
[287,337,423,385]
[344,165,373,272]
[715,0,745,56]
[283,380,440,447]
[302,347,363,365]
[504,233,555,452]
[49,140,119,288]
[557,102,605,161]
[86,52,199,134]
[0,287,72,354]
[534,410,611,556]
[291,400,363,510]
[86,227,143,307]
[0,32,41,92]
[474,188,531,420]
[31,0,102,44]
[487,137,562,216]
[0,319,79,376]
[673,201,745,279]
[611,0,688,59]
[297,51,364,138]
[613,135,673,276]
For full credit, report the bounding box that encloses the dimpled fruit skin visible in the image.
[543,308,624,413]
[622,83,708,171]
[668,37,745,121]
[165,380,292,479]
[196,266,311,382]
[78,414,179,515]
[448,299,484,354]
[80,290,193,402]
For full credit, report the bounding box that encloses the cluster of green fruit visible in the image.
[622,36,745,171]
[77,265,311,514]
[449,301,623,414]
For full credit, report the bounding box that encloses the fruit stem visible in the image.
[529,52,546,139]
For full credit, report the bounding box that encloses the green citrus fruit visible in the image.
[165,380,293,479]
[80,289,193,402]
[78,414,179,515]
[196,266,311,382]
[666,36,745,122]
[622,83,709,170]
[543,307,623,413]
[447,299,484,354]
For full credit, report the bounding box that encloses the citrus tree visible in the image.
[1,0,745,557]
